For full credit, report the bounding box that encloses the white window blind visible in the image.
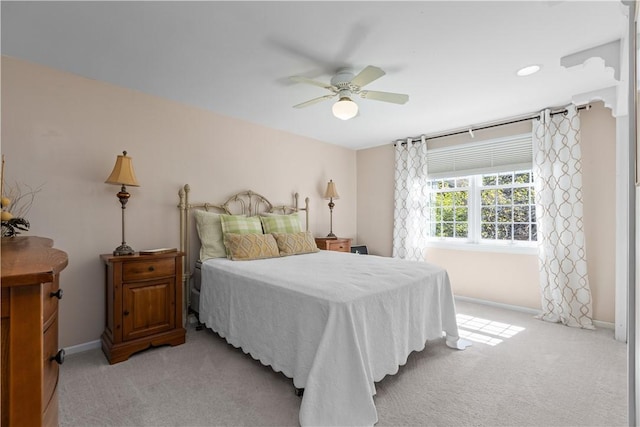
[427,133,532,179]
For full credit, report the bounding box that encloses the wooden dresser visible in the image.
[315,237,352,253]
[101,251,186,364]
[1,236,68,427]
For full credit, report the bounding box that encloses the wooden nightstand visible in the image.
[315,237,352,253]
[100,251,186,364]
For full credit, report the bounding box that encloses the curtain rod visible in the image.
[395,104,591,146]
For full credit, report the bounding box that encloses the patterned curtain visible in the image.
[532,104,594,329]
[393,136,429,261]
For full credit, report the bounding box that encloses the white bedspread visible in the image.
[199,250,460,426]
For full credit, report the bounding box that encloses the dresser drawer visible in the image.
[123,258,175,282]
[43,279,60,328]
[42,389,58,427]
[42,316,59,410]
[1,287,9,318]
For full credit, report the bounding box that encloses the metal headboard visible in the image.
[177,184,310,314]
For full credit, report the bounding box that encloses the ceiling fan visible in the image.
[289,65,409,120]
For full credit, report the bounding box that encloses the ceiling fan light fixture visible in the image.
[291,65,405,118]
[332,97,358,120]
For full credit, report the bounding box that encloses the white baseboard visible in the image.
[593,319,615,330]
[455,295,540,315]
[454,295,614,330]
[64,339,101,355]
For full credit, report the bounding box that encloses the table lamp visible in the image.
[105,151,140,255]
[323,179,339,238]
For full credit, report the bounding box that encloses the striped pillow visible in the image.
[271,231,319,256]
[223,233,280,261]
[260,213,302,234]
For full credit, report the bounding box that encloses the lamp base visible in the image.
[326,232,337,239]
[113,244,135,256]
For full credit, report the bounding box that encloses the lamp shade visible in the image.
[332,97,358,120]
[323,180,339,200]
[105,151,140,186]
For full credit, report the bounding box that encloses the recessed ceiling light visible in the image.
[517,65,541,77]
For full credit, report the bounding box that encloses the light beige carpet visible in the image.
[59,300,626,426]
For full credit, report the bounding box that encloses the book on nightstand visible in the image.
[139,247,178,255]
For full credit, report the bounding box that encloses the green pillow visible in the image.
[220,214,263,235]
[193,210,226,260]
[260,213,302,234]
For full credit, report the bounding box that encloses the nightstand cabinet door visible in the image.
[101,251,186,364]
[122,278,174,341]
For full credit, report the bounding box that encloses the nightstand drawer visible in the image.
[123,258,175,281]
[325,240,350,252]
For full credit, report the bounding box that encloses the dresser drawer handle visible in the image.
[50,349,65,365]
[124,310,130,316]
[49,289,64,300]
[148,266,155,272]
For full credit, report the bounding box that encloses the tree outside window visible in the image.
[427,170,536,244]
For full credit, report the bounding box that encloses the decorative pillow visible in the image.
[260,213,302,234]
[220,214,263,235]
[193,210,226,260]
[271,231,319,256]
[223,233,280,261]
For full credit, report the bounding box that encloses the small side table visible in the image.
[100,251,186,364]
[315,237,352,253]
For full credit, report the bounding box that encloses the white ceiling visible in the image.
[1,1,627,150]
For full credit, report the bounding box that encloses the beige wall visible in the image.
[357,102,617,323]
[2,54,618,349]
[580,103,616,323]
[1,56,357,348]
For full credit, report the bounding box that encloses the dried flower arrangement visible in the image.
[1,155,42,237]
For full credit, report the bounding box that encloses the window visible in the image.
[423,133,536,249]
[428,177,469,239]
[427,170,537,245]
[479,171,536,242]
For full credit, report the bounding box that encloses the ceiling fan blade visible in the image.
[289,75,334,90]
[360,90,409,105]
[293,94,336,109]
[350,66,385,88]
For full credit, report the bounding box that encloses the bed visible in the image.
[178,185,469,426]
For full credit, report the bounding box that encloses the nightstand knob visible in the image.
[148,266,155,272]
[50,349,65,365]
[124,310,130,316]
[49,289,64,299]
